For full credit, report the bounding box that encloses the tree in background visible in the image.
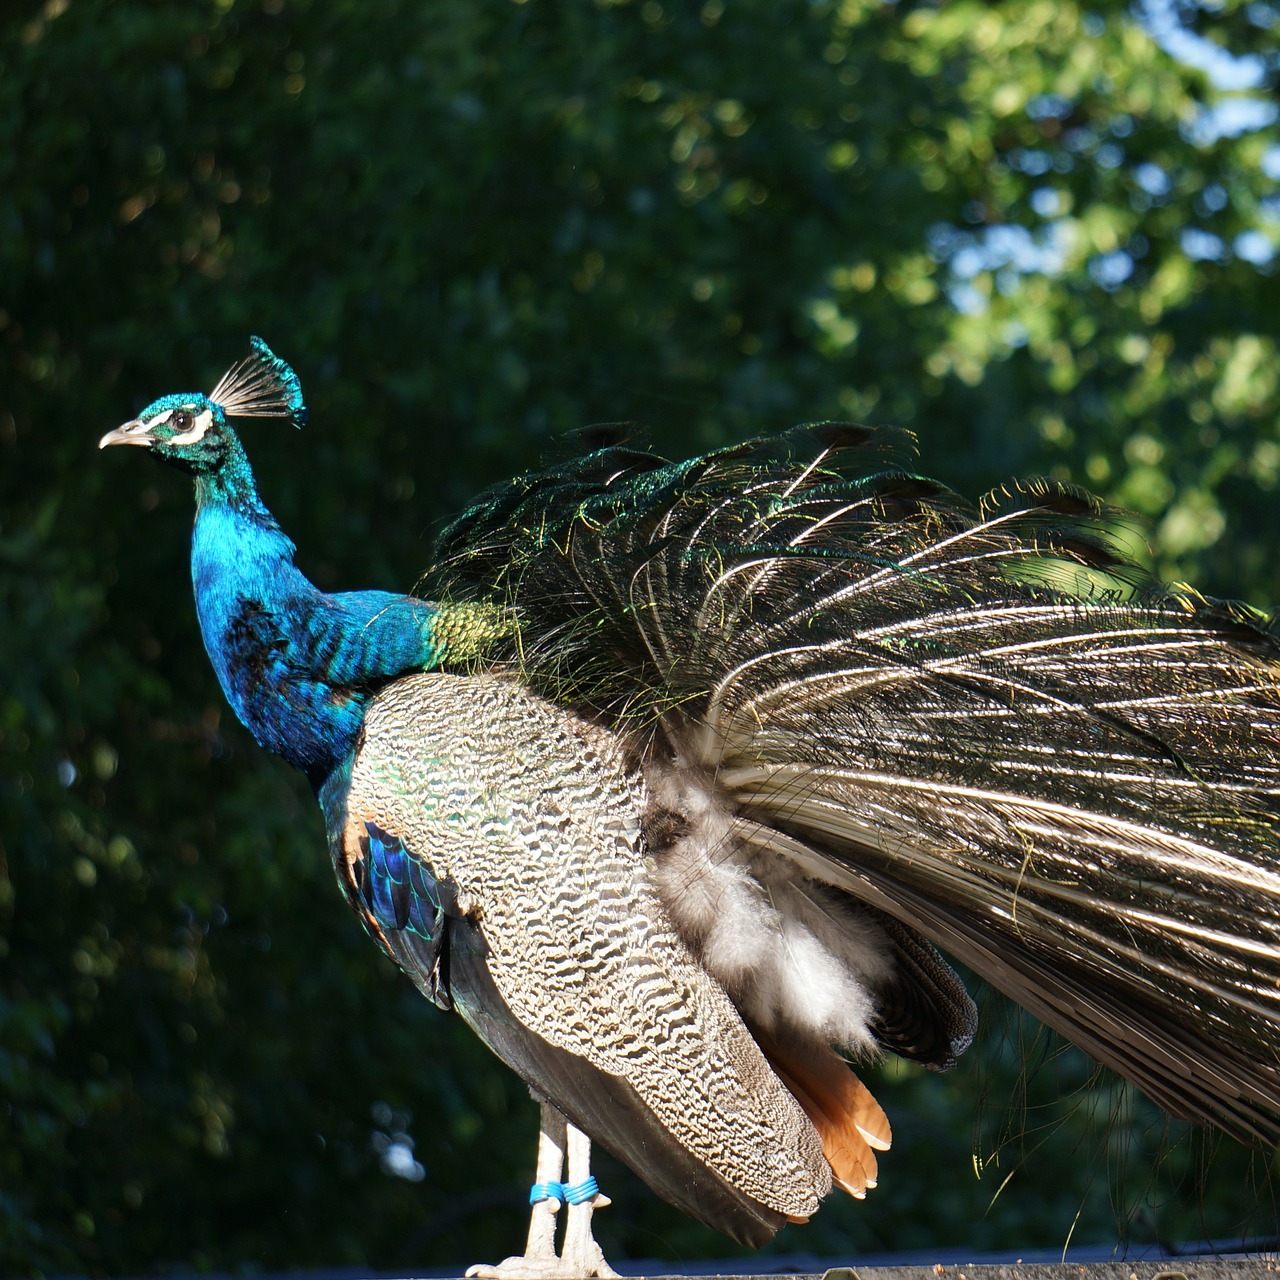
[2,0,1278,1272]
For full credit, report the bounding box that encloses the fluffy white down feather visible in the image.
[647,758,892,1057]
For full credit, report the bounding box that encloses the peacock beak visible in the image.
[99,419,155,449]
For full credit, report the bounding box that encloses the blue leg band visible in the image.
[529,1176,600,1206]
[563,1176,600,1204]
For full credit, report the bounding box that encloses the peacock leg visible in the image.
[468,1097,615,1279]
[559,1120,617,1279]
[522,1099,567,1265]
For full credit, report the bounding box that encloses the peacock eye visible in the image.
[171,410,193,432]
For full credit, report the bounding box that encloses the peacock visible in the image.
[102,338,1280,1277]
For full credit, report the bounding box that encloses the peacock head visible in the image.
[99,337,307,475]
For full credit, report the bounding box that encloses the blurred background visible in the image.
[3,0,1280,1273]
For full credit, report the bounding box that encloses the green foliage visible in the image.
[2,0,1278,1272]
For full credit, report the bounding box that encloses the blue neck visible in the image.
[190,439,443,789]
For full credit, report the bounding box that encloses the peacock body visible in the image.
[103,339,1280,1275]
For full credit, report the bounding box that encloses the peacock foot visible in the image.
[464,1244,617,1280]
[467,1102,617,1279]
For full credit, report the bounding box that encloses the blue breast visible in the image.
[190,494,441,788]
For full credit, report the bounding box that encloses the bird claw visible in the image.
[464,1259,552,1279]
[468,1259,552,1280]
[465,1250,617,1280]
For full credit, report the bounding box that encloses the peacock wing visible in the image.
[328,670,834,1246]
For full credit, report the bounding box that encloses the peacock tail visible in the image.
[429,421,1280,1148]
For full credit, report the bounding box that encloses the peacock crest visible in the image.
[208,335,308,429]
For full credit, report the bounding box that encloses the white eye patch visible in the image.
[154,406,215,446]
